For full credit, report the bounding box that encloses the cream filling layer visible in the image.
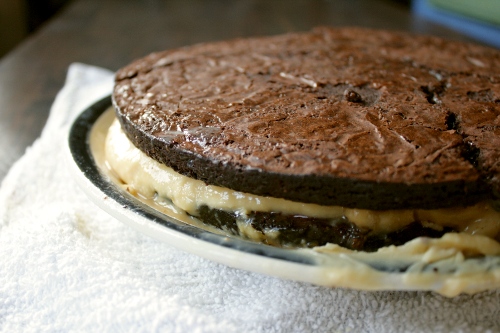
[105,118,500,238]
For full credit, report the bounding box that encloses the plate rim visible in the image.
[67,95,500,297]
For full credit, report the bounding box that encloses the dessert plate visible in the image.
[67,96,500,297]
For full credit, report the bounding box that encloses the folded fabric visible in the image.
[0,63,499,333]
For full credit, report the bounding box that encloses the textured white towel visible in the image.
[1,63,500,333]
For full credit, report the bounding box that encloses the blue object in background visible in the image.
[412,0,500,48]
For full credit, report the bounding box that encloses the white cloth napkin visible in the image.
[1,63,500,333]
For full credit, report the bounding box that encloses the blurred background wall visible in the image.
[0,0,498,60]
[0,0,71,58]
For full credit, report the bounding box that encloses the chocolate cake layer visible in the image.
[197,205,453,252]
[112,27,500,210]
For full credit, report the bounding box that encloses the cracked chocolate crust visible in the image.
[113,27,500,210]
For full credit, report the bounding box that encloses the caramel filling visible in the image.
[105,118,500,239]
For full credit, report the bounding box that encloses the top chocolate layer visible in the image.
[112,27,500,210]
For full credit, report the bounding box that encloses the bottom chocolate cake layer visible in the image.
[197,206,453,252]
